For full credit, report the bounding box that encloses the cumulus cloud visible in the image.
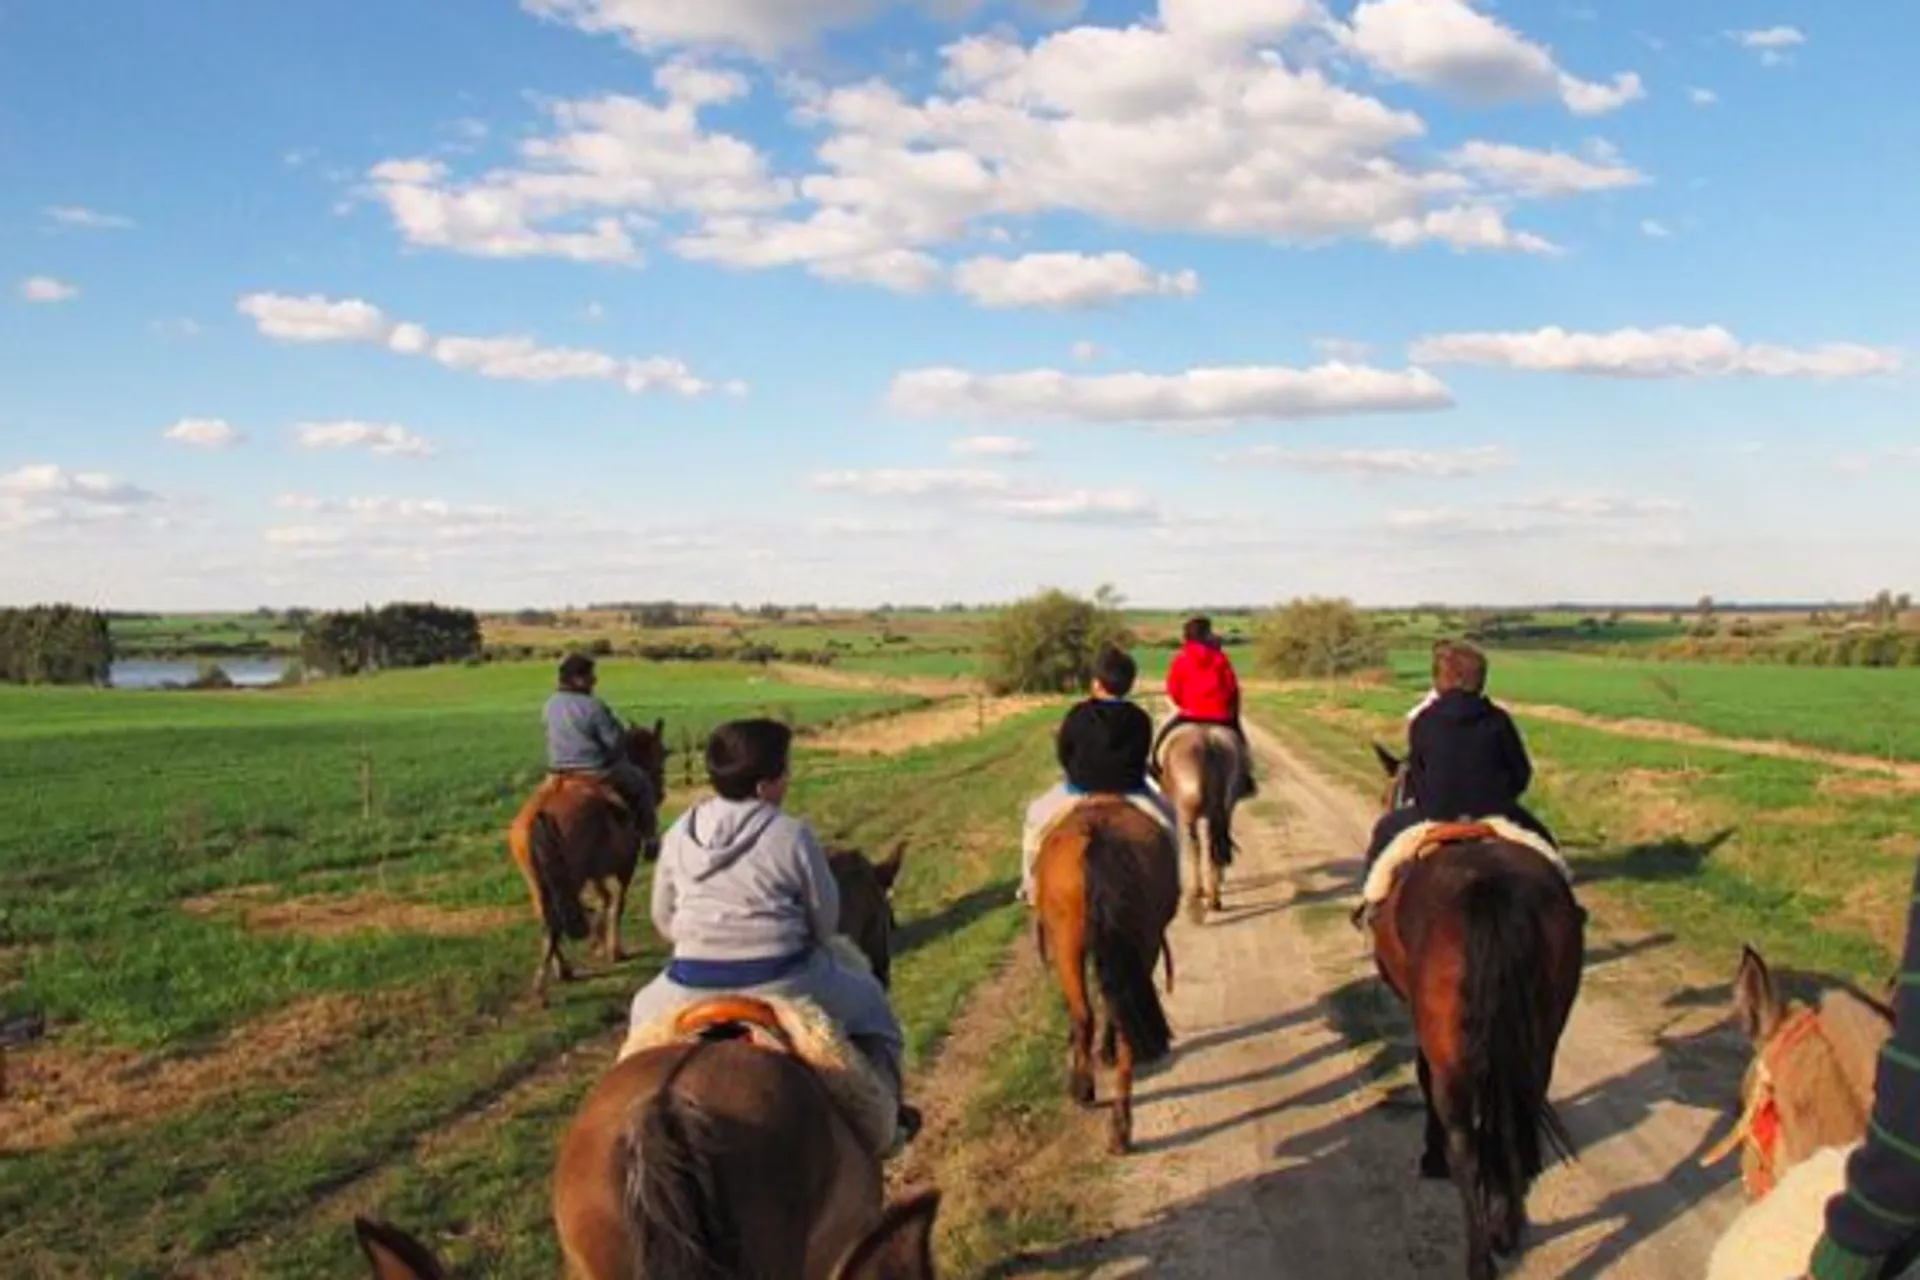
[237,291,727,396]
[164,418,246,449]
[1387,493,1683,537]
[1218,445,1512,477]
[294,421,440,458]
[0,464,160,533]
[1689,87,1719,107]
[809,466,1158,524]
[45,205,134,231]
[1409,325,1902,379]
[951,434,1038,458]
[952,252,1198,310]
[20,276,79,303]
[1734,26,1805,66]
[888,362,1455,426]
[1446,140,1645,198]
[1342,0,1645,115]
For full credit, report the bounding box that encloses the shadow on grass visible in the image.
[896,880,1018,960]
[1578,827,1738,887]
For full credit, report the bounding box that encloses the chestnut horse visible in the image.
[550,844,907,1279]
[508,720,668,998]
[1155,721,1241,922]
[1370,746,1584,1280]
[352,1190,942,1279]
[1033,796,1179,1153]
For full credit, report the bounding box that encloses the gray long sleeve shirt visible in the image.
[651,797,839,962]
[543,690,626,771]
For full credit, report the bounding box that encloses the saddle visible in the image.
[1354,818,1572,932]
[670,997,795,1053]
[543,771,632,815]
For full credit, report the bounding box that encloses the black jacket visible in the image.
[1057,698,1153,795]
[1407,690,1534,821]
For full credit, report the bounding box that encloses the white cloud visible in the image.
[809,466,1158,524]
[1689,87,1719,107]
[1734,26,1805,67]
[1410,325,1902,379]
[811,467,1011,497]
[891,362,1454,427]
[951,434,1038,458]
[1313,337,1373,362]
[1372,205,1562,256]
[20,276,79,303]
[0,464,161,533]
[952,251,1199,310]
[521,0,889,57]
[45,205,134,231]
[1387,493,1683,538]
[1640,218,1671,238]
[1218,445,1512,477]
[1342,0,1644,116]
[986,487,1158,523]
[294,421,440,459]
[1447,140,1646,198]
[164,418,246,450]
[237,291,727,395]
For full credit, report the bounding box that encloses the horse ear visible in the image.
[353,1218,448,1280]
[834,1191,941,1280]
[1734,944,1784,1044]
[874,840,908,891]
[652,717,665,738]
[1371,741,1401,778]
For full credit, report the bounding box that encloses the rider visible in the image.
[1361,641,1553,876]
[628,717,920,1146]
[1018,645,1175,905]
[1154,615,1257,799]
[544,652,656,821]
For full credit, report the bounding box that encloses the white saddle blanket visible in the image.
[1707,1144,1856,1280]
[1362,817,1571,905]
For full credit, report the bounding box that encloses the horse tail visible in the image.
[1460,871,1575,1215]
[530,811,590,942]
[1204,736,1235,869]
[1084,833,1172,1064]
[624,1046,738,1280]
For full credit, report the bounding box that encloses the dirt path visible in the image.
[1047,720,1747,1278]
[810,695,1052,756]
[1509,700,1920,787]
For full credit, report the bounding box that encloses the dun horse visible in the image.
[1370,746,1584,1280]
[1033,796,1179,1153]
[507,719,667,999]
[549,843,911,1279]
[1155,720,1241,922]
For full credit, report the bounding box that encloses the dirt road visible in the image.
[1057,720,1749,1278]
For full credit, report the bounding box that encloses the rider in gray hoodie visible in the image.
[627,718,915,1141]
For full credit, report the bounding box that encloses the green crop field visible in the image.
[0,660,1077,1274]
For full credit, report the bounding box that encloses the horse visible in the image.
[352,1190,942,1279]
[1155,719,1242,922]
[1704,944,1897,1279]
[551,844,910,1278]
[1368,745,1585,1280]
[1033,795,1179,1154]
[507,719,668,999]
[827,840,907,992]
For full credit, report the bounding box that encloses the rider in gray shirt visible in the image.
[543,653,655,820]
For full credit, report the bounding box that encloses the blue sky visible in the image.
[1,0,1914,610]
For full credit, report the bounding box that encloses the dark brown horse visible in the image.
[1033,796,1179,1154]
[550,844,907,1278]
[1370,746,1584,1280]
[353,1190,942,1279]
[508,719,668,999]
[827,841,907,992]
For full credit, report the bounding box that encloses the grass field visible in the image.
[110,612,301,658]
[0,662,1081,1275]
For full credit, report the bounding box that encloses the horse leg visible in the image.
[1051,920,1097,1108]
[1416,1050,1450,1179]
[1446,1113,1494,1280]
[1099,1019,1118,1068]
[1203,813,1223,915]
[604,874,629,963]
[1183,819,1206,925]
[1108,1005,1136,1156]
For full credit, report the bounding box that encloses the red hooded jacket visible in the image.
[1166,640,1241,722]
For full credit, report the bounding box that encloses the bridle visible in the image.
[1700,1005,1831,1199]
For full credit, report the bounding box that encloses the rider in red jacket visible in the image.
[1155,616,1257,798]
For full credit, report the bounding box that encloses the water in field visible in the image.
[108,658,290,690]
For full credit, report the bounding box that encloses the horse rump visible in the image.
[1459,871,1575,1223]
[624,1053,741,1280]
[1084,836,1172,1065]
[530,810,591,942]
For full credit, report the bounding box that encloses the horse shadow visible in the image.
[1576,827,1738,887]
[892,880,1016,959]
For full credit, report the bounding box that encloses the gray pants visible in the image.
[1020,783,1177,900]
[628,946,905,1099]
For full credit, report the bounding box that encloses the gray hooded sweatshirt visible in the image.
[650,797,839,962]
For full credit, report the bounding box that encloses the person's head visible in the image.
[1091,645,1137,699]
[558,652,597,693]
[1435,642,1489,695]
[706,717,795,805]
[1182,615,1214,647]
[1429,639,1456,685]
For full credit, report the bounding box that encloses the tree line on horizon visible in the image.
[0,606,114,686]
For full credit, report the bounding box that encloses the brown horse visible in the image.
[551,845,906,1278]
[1033,795,1179,1154]
[827,841,907,992]
[353,1190,942,1279]
[1155,720,1241,922]
[1369,746,1584,1280]
[508,720,668,998]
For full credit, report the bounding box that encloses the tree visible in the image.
[1253,598,1387,678]
[0,605,114,686]
[299,603,482,676]
[981,586,1133,695]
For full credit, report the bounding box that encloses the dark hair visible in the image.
[1429,639,1455,682]
[1093,645,1137,697]
[1436,642,1489,695]
[558,652,596,685]
[1182,615,1213,645]
[707,718,794,800]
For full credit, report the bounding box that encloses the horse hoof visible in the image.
[1071,1077,1097,1108]
[1419,1150,1450,1180]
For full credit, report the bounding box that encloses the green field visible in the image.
[110,611,302,658]
[0,660,1080,1274]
